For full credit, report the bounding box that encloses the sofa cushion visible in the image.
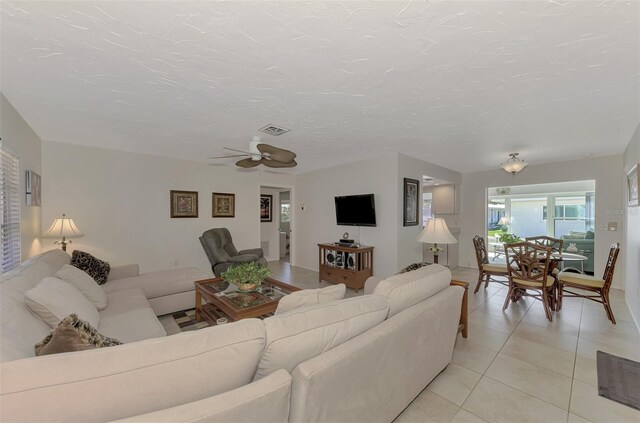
[373,264,451,317]
[0,320,266,422]
[101,267,207,300]
[35,313,122,356]
[24,277,100,328]
[112,369,292,423]
[71,250,111,285]
[98,289,166,342]
[56,264,108,310]
[20,249,71,271]
[275,284,346,315]
[255,294,389,380]
[0,254,69,362]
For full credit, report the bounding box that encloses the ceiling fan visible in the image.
[209,136,297,168]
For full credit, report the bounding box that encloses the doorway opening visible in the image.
[260,186,293,265]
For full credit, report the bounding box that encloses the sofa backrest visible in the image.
[0,250,71,362]
[255,295,389,380]
[289,285,464,423]
[0,319,266,422]
[373,263,451,317]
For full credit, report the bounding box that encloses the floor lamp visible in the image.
[417,218,457,265]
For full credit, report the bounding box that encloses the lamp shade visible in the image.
[44,214,83,239]
[417,218,457,244]
[498,216,510,226]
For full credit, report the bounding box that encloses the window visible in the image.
[1,143,21,272]
[422,193,432,225]
[280,201,290,223]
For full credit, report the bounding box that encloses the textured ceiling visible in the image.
[1,1,639,174]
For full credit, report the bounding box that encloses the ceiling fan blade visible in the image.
[263,159,297,168]
[256,143,297,163]
[224,147,263,156]
[207,154,249,159]
[235,158,263,168]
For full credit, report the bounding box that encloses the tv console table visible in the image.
[318,243,373,292]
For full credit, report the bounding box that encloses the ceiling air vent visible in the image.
[259,124,290,136]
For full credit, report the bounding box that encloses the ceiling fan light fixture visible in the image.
[501,153,527,175]
[249,137,262,161]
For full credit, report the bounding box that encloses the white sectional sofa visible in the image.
[0,249,208,361]
[0,252,463,423]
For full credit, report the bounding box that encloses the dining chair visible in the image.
[503,241,557,322]
[525,236,564,253]
[472,235,508,294]
[557,243,620,323]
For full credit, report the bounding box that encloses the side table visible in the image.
[450,280,469,338]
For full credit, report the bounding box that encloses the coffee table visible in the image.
[194,277,301,325]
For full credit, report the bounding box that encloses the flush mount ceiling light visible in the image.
[501,153,528,175]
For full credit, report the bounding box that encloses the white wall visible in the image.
[41,141,275,275]
[460,155,626,288]
[294,153,462,279]
[397,154,462,271]
[260,187,281,261]
[623,124,640,331]
[295,154,399,278]
[0,94,42,260]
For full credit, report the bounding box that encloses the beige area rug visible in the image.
[158,309,209,335]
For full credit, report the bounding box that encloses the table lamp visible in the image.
[498,216,510,233]
[417,218,457,264]
[43,214,83,251]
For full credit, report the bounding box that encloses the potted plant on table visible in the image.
[221,262,272,292]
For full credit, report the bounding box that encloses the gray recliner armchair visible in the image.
[199,228,267,276]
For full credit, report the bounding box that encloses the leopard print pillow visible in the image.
[397,262,431,274]
[71,250,110,285]
[35,314,122,356]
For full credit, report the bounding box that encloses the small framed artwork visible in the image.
[170,190,198,218]
[260,194,273,222]
[212,192,235,218]
[403,178,420,226]
[628,164,639,207]
[25,170,41,206]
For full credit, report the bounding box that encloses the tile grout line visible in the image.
[461,287,583,418]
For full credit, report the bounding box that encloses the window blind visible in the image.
[0,141,21,273]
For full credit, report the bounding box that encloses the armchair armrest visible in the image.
[108,264,140,281]
[229,254,259,263]
[239,248,264,258]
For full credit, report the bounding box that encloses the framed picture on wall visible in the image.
[25,170,41,206]
[260,194,273,222]
[628,164,639,207]
[212,192,235,218]
[403,178,420,226]
[170,190,198,218]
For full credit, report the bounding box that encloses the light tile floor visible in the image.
[267,261,640,423]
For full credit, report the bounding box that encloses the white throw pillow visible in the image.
[24,277,101,328]
[55,264,107,310]
[275,284,346,315]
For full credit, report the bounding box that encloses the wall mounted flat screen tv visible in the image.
[335,194,377,227]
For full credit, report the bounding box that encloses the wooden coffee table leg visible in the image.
[195,290,202,321]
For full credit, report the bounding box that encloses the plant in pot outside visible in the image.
[498,233,521,244]
[221,262,272,292]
